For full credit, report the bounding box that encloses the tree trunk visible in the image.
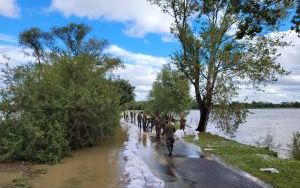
[196,106,211,132]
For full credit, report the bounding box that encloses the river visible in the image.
[187,109,300,157]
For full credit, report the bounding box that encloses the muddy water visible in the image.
[29,128,127,188]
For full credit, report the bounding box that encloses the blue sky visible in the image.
[0,0,300,102]
[0,0,177,56]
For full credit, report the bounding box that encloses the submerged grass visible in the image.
[186,133,300,188]
[2,177,31,188]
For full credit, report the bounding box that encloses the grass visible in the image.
[185,133,300,188]
[2,177,31,188]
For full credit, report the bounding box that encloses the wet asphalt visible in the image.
[137,130,267,188]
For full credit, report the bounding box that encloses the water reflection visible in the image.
[138,132,201,188]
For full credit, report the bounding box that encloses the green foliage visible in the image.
[147,64,192,116]
[19,23,122,70]
[186,133,300,188]
[0,23,121,163]
[3,177,31,188]
[127,101,148,110]
[114,79,135,108]
[291,131,300,160]
[19,27,45,64]
[211,103,248,137]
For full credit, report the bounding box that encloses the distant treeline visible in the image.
[129,100,300,110]
[240,101,300,109]
[127,101,148,110]
[190,101,300,109]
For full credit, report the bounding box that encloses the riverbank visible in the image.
[186,109,300,158]
[185,133,300,188]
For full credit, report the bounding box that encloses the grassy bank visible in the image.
[185,133,300,188]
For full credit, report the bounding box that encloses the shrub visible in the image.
[291,131,300,160]
[0,55,121,163]
[0,23,126,163]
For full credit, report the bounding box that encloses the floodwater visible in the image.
[137,132,201,187]
[28,128,127,188]
[187,109,300,157]
[136,132,264,188]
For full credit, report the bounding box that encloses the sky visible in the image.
[0,0,299,102]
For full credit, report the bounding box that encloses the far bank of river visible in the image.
[187,109,300,157]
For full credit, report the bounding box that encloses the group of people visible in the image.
[123,111,186,156]
[123,111,136,124]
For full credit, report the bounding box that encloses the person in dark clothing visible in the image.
[137,112,142,131]
[130,111,133,123]
[126,113,129,122]
[165,120,176,156]
[142,114,148,132]
[161,118,167,136]
[155,115,162,139]
[150,115,156,132]
[179,116,186,131]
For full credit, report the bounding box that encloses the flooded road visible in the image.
[137,132,265,188]
[137,132,201,187]
[29,128,127,188]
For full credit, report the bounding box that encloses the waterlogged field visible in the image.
[187,109,300,157]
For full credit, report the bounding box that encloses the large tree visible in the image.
[147,64,192,117]
[149,0,294,133]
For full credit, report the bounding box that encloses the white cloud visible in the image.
[105,45,169,100]
[105,45,167,68]
[161,34,174,43]
[0,0,20,18]
[0,33,17,44]
[50,0,173,38]
[237,31,300,102]
[0,44,32,65]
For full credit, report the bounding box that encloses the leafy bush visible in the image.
[0,23,126,163]
[0,117,68,163]
[291,131,300,160]
[0,55,121,163]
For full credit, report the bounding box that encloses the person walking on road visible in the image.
[179,115,186,131]
[150,115,156,132]
[142,113,148,132]
[130,111,133,123]
[155,115,162,139]
[165,120,176,156]
[137,112,142,131]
